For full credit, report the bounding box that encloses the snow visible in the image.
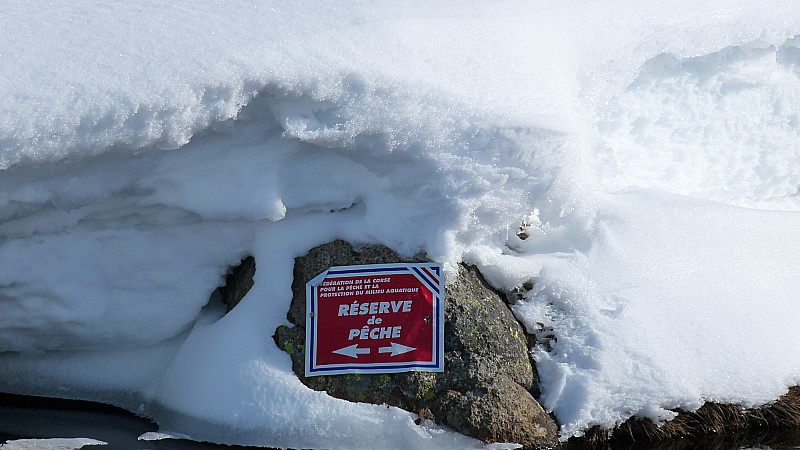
[484,191,800,436]
[1,0,800,448]
[0,439,106,450]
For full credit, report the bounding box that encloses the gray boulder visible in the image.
[273,240,558,449]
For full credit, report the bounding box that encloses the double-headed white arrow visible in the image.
[332,342,417,358]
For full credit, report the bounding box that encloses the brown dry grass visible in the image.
[563,386,800,449]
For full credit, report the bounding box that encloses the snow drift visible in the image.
[1,0,800,447]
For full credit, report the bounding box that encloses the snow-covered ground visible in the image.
[2,1,800,448]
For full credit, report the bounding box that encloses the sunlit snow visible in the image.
[1,0,800,448]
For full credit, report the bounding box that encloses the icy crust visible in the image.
[1,1,800,447]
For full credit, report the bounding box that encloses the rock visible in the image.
[273,240,558,449]
[219,256,256,312]
[438,377,557,448]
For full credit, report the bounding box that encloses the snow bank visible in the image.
[1,0,800,447]
[477,191,800,436]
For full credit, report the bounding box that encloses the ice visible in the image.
[0,439,106,450]
[1,0,800,448]
[137,432,190,441]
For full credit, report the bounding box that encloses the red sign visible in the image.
[305,263,444,376]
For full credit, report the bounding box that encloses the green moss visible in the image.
[417,378,436,402]
[283,342,294,355]
[372,374,391,390]
[354,392,366,402]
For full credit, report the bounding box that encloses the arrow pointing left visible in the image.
[333,344,371,358]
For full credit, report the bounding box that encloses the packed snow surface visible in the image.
[1,0,800,447]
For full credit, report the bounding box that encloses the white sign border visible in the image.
[305,262,445,377]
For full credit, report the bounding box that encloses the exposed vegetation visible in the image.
[564,386,800,449]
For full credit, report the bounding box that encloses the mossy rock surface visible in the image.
[273,240,558,449]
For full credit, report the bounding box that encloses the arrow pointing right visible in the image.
[378,342,416,356]
[333,344,371,358]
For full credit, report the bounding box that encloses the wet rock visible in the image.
[273,240,558,449]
